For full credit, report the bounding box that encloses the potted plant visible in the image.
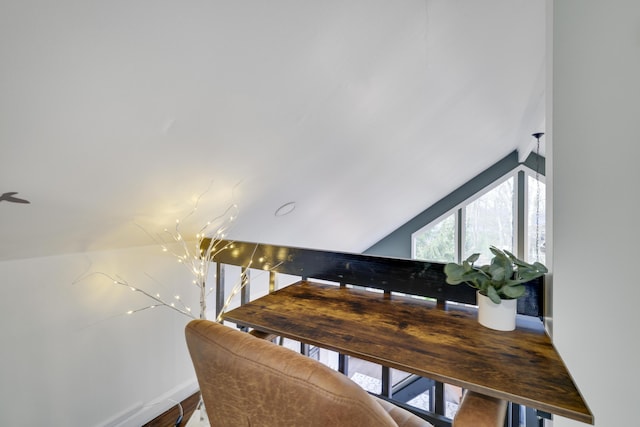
[443,246,547,331]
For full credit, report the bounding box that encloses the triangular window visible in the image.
[412,166,545,264]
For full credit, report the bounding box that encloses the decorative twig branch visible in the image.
[73,181,240,320]
[216,244,256,322]
[75,272,196,318]
[76,185,283,323]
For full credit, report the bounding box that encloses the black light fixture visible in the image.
[0,192,30,204]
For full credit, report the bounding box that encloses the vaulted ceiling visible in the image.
[0,0,546,261]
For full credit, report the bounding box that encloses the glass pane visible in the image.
[414,214,455,262]
[527,175,546,264]
[347,356,416,396]
[464,177,514,263]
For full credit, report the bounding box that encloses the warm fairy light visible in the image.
[214,244,283,322]
[76,186,244,322]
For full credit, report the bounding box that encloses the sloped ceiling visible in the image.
[0,0,545,261]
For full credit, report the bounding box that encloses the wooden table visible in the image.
[222,280,593,425]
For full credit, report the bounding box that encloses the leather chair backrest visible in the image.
[185,319,404,427]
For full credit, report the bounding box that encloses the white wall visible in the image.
[552,1,640,426]
[0,245,204,426]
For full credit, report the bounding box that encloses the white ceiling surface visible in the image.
[0,1,545,262]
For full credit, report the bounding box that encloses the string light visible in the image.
[76,272,197,318]
[76,188,282,324]
[131,197,240,319]
[214,244,283,322]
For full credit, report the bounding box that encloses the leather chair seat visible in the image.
[186,319,432,427]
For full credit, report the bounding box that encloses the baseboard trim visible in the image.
[98,379,199,427]
[142,391,200,427]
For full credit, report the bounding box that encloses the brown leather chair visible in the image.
[185,319,506,427]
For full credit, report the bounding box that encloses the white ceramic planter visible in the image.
[477,291,517,331]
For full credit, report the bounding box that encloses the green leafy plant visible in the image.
[444,246,548,304]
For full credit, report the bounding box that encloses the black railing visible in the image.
[206,239,544,317]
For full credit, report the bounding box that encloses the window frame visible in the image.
[411,210,458,263]
[411,165,543,263]
[523,167,547,264]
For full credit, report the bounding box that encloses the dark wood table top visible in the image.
[222,280,593,424]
